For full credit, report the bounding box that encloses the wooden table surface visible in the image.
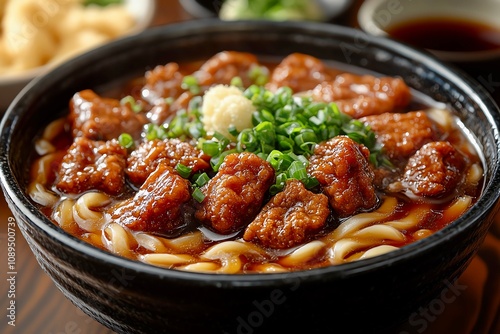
[1,1,499,333]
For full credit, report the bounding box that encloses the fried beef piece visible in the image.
[111,163,192,236]
[56,137,127,195]
[308,136,377,217]
[392,141,468,198]
[195,152,275,234]
[244,179,329,249]
[69,89,148,141]
[311,73,411,118]
[195,51,260,87]
[141,62,185,104]
[126,138,210,186]
[360,111,437,161]
[140,62,191,124]
[266,53,335,93]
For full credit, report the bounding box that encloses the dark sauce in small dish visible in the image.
[387,18,500,53]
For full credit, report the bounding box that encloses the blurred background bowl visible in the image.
[1,19,500,334]
[179,0,354,21]
[0,0,155,112]
[357,0,500,63]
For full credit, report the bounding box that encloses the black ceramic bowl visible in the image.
[1,20,500,334]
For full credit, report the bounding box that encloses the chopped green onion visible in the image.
[230,76,244,88]
[194,173,210,187]
[288,161,308,180]
[156,82,383,195]
[228,125,239,137]
[144,124,168,141]
[202,140,220,157]
[164,97,174,105]
[181,75,201,95]
[175,163,192,179]
[120,95,142,113]
[188,96,203,110]
[302,176,320,189]
[118,133,134,149]
[192,187,206,203]
[84,0,122,6]
[248,65,269,86]
[210,149,237,172]
[213,131,229,143]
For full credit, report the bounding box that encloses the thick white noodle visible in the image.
[35,118,66,155]
[180,262,220,273]
[53,198,78,232]
[466,163,483,186]
[141,253,196,267]
[42,118,66,141]
[328,196,398,240]
[202,240,266,260]
[280,241,325,267]
[252,263,288,273]
[328,238,373,263]
[104,222,134,258]
[217,256,243,274]
[31,153,60,185]
[135,233,169,253]
[35,139,56,156]
[359,245,399,260]
[28,182,59,207]
[426,108,453,131]
[73,192,110,232]
[384,204,432,230]
[163,231,204,252]
[442,196,471,222]
[352,225,405,242]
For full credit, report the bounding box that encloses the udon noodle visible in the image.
[28,51,484,274]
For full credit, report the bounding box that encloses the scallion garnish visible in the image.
[202,140,220,157]
[148,83,384,196]
[228,125,239,137]
[120,95,142,113]
[175,163,192,179]
[194,173,210,187]
[230,76,244,88]
[83,0,122,6]
[118,133,134,149]
[181,75,201,95]
[144,123,168,141]
[248,65,269,86]
[192,187,206,203]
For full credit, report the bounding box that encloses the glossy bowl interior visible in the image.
[1,19,500,334]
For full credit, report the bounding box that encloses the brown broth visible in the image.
[387,18,500,53]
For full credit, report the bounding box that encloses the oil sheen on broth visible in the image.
[27,51,484,274]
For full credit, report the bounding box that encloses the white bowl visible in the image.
[357,0,500,62]
[0,0,155,112]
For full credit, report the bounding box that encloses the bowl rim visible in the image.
[1,18,500,285]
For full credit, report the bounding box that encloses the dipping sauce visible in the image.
[387,18,500,53]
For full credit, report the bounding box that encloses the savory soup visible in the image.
[28,51,484,274]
